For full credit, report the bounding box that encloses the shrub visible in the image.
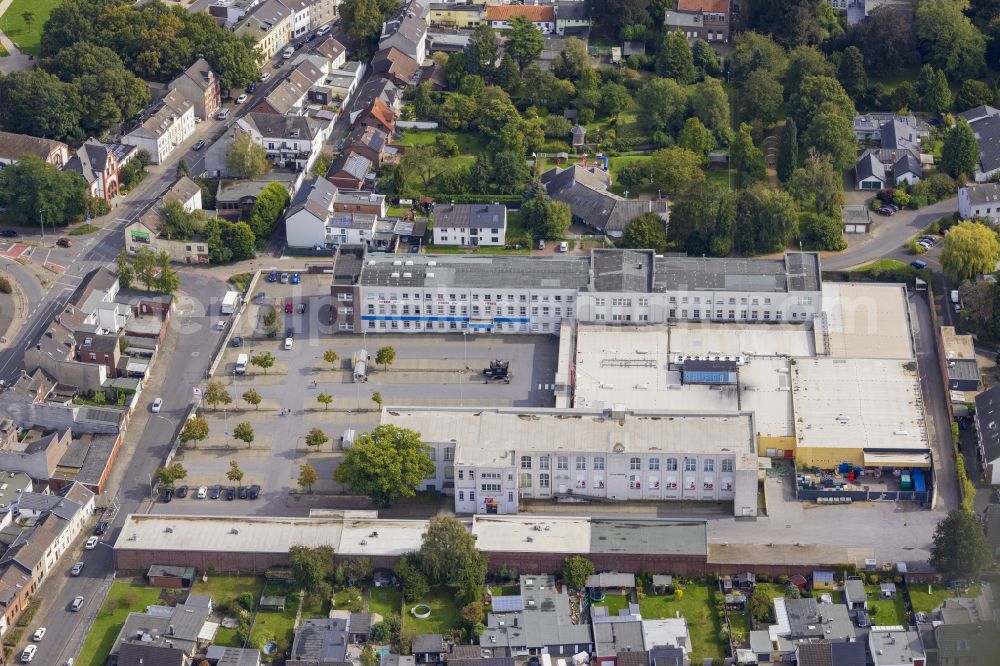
[0,276,11,294]
[236,591,254,612]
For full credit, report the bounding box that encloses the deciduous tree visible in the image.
[668,181,737,257]
[227,132,271,180]
[957,80,994,110]
[917,65,952,115]
[689,78,730,141]
[521,189,571,239]
[777,119,798,183]
[250,352,275,375]
[635,78,688,136]
[504,16,543,71]
[734,184,798,255]
[561,555,596,589]
[203,380,232,410]
[298,463,319,492]
[788,154,844,216]
[847,6,918,72]
[649,147,705,193]
[837,46,868,101]
[941,221,1000,281]
[915,0,986,79]
[289,545,334,590]
[803,108,857,172]
[242,389,261,410]
[621,213,668,252]
[730,123,767,189]
[232,423,254,449]
[738,69,783,125]
[941,119,980,178]
[333,425,435,506]
[306,428,329,450]
[180,417,209,447]
[375,346,396,370]
[0,155,88,227]
[155,462,187,487]
[0,69,83,143]
[656,32,697,83]
[929,509,993,579]
[747,0,826,48]
[678,117,715,160]
[419,516,487,586]
[729,32,787,81]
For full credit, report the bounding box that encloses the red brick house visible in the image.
[357,98,396,135]
[169,57,222,120]
[65,140,136,201]
[327,153,372,190]
[343,125,388,167]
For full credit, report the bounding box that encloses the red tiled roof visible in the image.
[677,0,730,13]
[367,98,396,130]
[484,5,555,22]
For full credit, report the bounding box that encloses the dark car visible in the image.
[877,207,894,216]
[193,139,205,151]
[273,61,281,69]
[910,259,928,270]
[297,303,307,313]
[267,271,278,283]
[225,486,236,500]
[95,520,109,535]
[175,485,188,499]
[161,488,174,503]
[209,484,222,499]
[239,486,249,499]
[254,291,266,304]
[249,484,261,499]
[856,610,870,628]
[0,230,18,237]
[231,336,244,347]
[247,82,257,94]
[286,326,294,338]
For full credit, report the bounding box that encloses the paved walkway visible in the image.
[0,0,33,74]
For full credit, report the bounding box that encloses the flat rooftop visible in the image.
[471,516,707,556]
[381,406,757,467]
[337,519,426,557]
[668,322,815,358]
[353,254,592,290]
[941,326,976,361]
[790,358,929,452]
[821,283,914,359]
[651,252,821,293]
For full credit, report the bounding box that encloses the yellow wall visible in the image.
[430,9,482,28]
[794,446,865,470]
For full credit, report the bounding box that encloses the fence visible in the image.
[796,488,930,503]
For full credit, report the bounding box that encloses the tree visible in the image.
[21,10,34,32]
[154,251,180,294]
[929,509,993,579]
[799,212,847,251]
[777,119,798,183]
[649,147,705,193]
[242,388,262,410]
[466,23,500,76]
[504,16,543,71]
[915,0,985,79]
[668,181,737,257]
[461,602,484,629]
[289,545,334,591]
[0,155,88,228]
[312,152,335,178]
[847,6,918,73]
[587,0,651,38]
[155,462,187,487]
[689,78,730,141]
[375,346,396,371]
[917,65,952,115]
[783,46,835,92]
[0,69,83,143]
[251,352,275,374]
[730,123,767,189]
[750,588,774,622]
[737,69,784,125]
[677,117,714,160]
[249,182,290,240]
[361,645,378,666]
[692,39,721,78]
[747,0,826,48]
[116,249,134,290]
[599,82,634,118]
[734,184,799,255]
[791,76,856,132]
[435,134,459,158]
[789,154,844,216]
[419,516,487,587]
[521,189,571,239]
[226,132,270,180]
[635,78,688,136]
[941,221,1000,281]
[957,79,994,110]
[554,37,590,81]
[657,32,697,83]
[306,428,329,450]
[339,0,389,40]
[334,425,435,507]
[803,109,858,172]
[180,417,209,447]
[621,213,668,252]
[402,145,444,192]
[891,82,919,112]
[298,463,319,492]
[837,46,868,101]
[372,391,384,408]
[561,555,596,589]
[315,393,333,411]
[395,552,430,601]
[203,380,232,411]
[941,119,979,179]
[232,423,254,449]
[227,460,245,485]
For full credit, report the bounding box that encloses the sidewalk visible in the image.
[0,0,33,75]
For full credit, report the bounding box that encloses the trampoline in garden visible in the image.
[589,591,606,602]
[263,642,278,656]
[411,604,432,618]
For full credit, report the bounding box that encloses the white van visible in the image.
[316,25,331,37]
[216,107,230,120]
[282,46,294,59]
[235,353,248,374]
[284,337,293,350]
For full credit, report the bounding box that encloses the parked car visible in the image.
[209,484,222,499]
[267,270,278,283]
[886,203,900,212]
[94,520,108,535]
[217,108,230,120]
[286,326,294,337]
[193,139,205,151]
[0,229,19,237]
[32,628,46,641]
[537,239,545,249]
[856,610,870,627]
[559,241,569,252]
[280,272,289,283]
[56,237,73,247]
[151,397,163,412]
[877,207,894,216]
[236,93,248,104]
[254,291,266,304]
[247,82,257,94]
[285,300,293,313]
[291,272,301,284]
[249,484,261,499]
[70,596,84,611]
[284,337,293,350]
[225,486,236,500]
[196,485,208,499]
[260,72,271,82]
[70,561,84,577]
[238,486,248,499]
[175,485,188,498]
[85,536,99,549]
[297,303,307,313]
[910,260,928,269]
[317,25,331,37]
[21,644,37,663]
[216,321,226,331]
[161,487,173,503]
[231,336,244,347]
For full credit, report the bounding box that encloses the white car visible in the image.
[284,337,293,350]
[20,644,36,662]
[85,536,99,550]
[260,72,270,82]
[32,627,46,641]
[70,596,84,611]
[196,485,208,499]
[236,93,248,104]
[216,321,226,331]
[151,397,163,413]
[316,25,331,37]
[559,241,569,252]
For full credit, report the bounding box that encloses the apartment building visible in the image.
[122,89,196,164]
[236,112,327,172]
[234,0,294,58]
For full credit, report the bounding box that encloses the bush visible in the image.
[236,591,254,612]
[0,276,11,294]
[15,598,41,627]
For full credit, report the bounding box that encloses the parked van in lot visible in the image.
[236,353,248,374]
[352,349,369,382]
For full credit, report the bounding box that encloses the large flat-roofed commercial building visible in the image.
[329,246,823,334]
[380,406,759,517]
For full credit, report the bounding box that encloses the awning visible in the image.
[863,451,932,468]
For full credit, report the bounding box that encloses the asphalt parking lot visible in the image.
[160,319,560,517]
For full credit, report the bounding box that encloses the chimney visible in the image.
[168,624,174,635]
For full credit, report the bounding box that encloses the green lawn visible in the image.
[639,585,726,662]
[909,583,982,615]
[706,168,733,190]
[398,130,486,155]
[250,606,298,662]
[0,0,61,56]
[868,67,920,92]
[77,583,174,666]
[593,593,630,616]
[369,586,402,619]
[194,574,264,607]
[865,586,908,626]
[402,587,462,635]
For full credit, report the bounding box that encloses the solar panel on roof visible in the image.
[491,595,524,612]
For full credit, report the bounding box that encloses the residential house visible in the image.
[117,643,192,666]
[216,175,297,218]
[592,610,645,661]
[126,217,210,265]
[328,153,372,190]
[283,0,312,39]
[314,37,348,69]
[957,105,1000,182]
[0,427,71,485]
[844,578,867,610]
[853,113,931,142]
[0,470,31,513]
[309,0,339,30]
[123,88,196,164]
[541,164,668,237]
[429,2,484,29]
[205,645,263,666]
[164,176,203,213]
[795,640,866,666]
[419,63,448,90]
[287,616,350,666]
[357,97,397,135]
[855,151,886,190]
[344,125,389,167]
[0,130,69,169]
[640,617,692,654]
[933,622,1000,666]
[747,597,856,663]
[209,0,261,28]
[347,77,401,126]
[664,0,731,43]
[65,140,135,201]
[958,182,1000,223]
[412,634,446,664]
[975,384,1000,485]
[251,59,325,115]
[894,152,922,186]
[379,12,429,63]
[236,113,327,172]
[868,629,925,666]
[310,61,365,108]
[285,176,340,248]
[235,0,294,59]
[431,203,506,246]
[484,5,556,33]
[942,326,981,392]
[333,190,387,217]
[107,593,216,665]
[555,3,589,36]
[169,58,222,120]
[812,571,835,590]
[880,118,920,154]
[371,47,420,87]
